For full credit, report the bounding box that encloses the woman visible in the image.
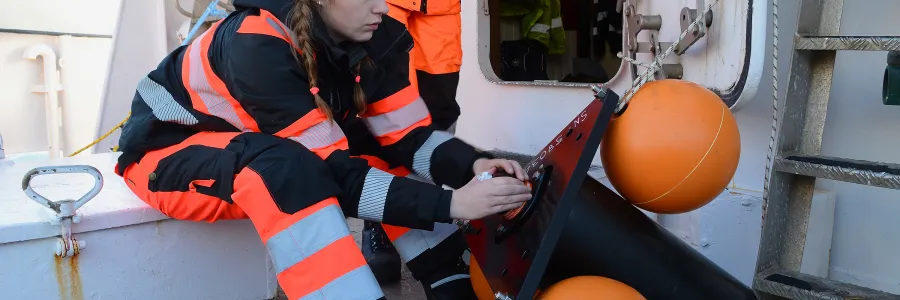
[113,0,533,299]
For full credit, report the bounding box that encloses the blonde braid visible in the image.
[289,0,333,120]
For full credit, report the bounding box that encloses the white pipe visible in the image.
[57,35,75,156]
[0,133,5,159]
[23,44,63,159]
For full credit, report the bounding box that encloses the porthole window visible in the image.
[480,0,624,86]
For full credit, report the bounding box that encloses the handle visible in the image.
[22,165,103,214]
[494,165,553,243]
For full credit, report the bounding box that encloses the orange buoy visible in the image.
[600,79,741,214]
[536,276,646,300]
[469,258,495,300]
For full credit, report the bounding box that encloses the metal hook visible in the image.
[22,165,103,215]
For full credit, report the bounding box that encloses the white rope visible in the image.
[763,0,779,208]
[617,52,653,69]
[615,0,722,113]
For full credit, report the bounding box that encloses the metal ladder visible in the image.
[754,0,900,299]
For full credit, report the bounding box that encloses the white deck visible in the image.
[0,152,167,244]
[0,153,277,300]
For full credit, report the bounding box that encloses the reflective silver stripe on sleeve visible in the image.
[136,76,198,125]
[357,168,394,222]
[411,131,454,181]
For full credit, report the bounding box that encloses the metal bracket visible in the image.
[676,0,714,55]
[22,165,104,257]
[622,2,683,80]
[624,4,661,54]
[625,0,713,56]
[648,33,685,79]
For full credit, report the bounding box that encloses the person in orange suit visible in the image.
[387,0,463,132]
[361,0,467,284]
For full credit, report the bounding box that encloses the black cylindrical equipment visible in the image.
[541,176,757,300]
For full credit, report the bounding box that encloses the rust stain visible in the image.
[53,253,83,300]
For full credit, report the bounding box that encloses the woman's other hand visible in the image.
[449,176,532,220]
[473,158,529,181]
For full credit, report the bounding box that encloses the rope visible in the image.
[762,0,779,210]
[67,113,130,157]
[615,0,721,113]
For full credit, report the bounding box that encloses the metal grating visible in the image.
[774,154,900,190]
[795,36,900,51]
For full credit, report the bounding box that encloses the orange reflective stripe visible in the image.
[182,21,260,132]
[233,171,383,299]
[278,236,377,299]
[382,224,411,241]
[363,85,419,116]
[236,10,304,54]
[304,137,348,159]
[356,155,412,176]
[362,86,433,146]
[276,109,350,159]
[275,109,328,138]
[237,14,291,44]
[376,116,431,146]
[357,155,390,169]
[199,24,260,132]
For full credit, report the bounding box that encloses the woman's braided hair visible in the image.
[288,0,369,120]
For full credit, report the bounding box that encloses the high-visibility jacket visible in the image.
[387,0,460,15]
[116,0,493,231]
[502,0,566,55]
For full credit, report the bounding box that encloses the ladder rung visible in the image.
[754,270,897,299]
[795,36,900,51]
[774,154,900,190]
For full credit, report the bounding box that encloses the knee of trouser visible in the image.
[231,133,344,214]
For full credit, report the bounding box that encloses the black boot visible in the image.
[421,256,478,300]
[362,221,402,284]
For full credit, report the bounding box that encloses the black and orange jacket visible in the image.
[115,0,492,230]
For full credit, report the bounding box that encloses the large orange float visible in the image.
[469,258,494,300]
[600,79,741,214]
[536,276,646,300]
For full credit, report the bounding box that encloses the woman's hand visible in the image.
[473,158,529,181]
[449,176,532,220]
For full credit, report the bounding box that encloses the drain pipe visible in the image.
[23,44,63,159]
[57,35,76,156]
